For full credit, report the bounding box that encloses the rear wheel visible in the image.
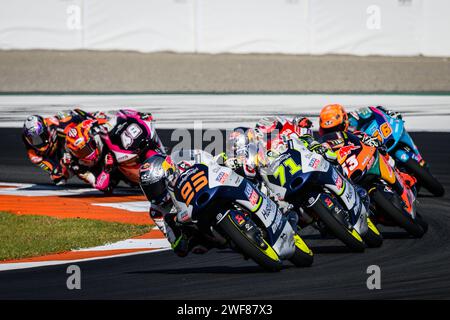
[405,158,444,197]
[289,233,314,267]
[312,201,366,252]
[371,189,426,238]
[218,215,283,272]
[362,218,383,248]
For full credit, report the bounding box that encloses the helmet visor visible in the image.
[75,140,97,160]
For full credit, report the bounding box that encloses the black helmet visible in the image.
[139,154,171,205]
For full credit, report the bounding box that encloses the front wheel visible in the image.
[311,200,366,253]
[371,188,426,238]
[404,158,444,197]
[289,233,314,267]
[362,218,383,248]
[218,215,283,272]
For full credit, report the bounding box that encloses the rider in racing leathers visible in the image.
[318,104,416,188]
[139,152,226,258]
[22,109,92,185]
[222,116,340,227]
[65,109,165,193]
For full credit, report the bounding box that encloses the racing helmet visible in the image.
[139,154,175,205]
[319,104,349,136]
[254,116,285,150]
[23,115,51,152]
[65,120,103,166]
[292,116,313,137]
[228,127,255,159]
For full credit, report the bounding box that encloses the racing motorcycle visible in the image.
[322,131,428,238]
[169,150,313,272]
[259,138,383,252]
[102,109,166,185]
[353,106,444,196]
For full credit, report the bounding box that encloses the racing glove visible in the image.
[91,171,112,193]
[50,167,67,185]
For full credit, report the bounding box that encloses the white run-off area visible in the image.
[0,94,449,131]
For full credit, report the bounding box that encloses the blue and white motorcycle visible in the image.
[259,139,383,252]
[169,150,313,272]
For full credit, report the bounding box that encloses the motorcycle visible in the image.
[322,131,428,238]
[169,150,313,272]
[102,109,166,185]
[259,138,383,252]
[353,106,444,196]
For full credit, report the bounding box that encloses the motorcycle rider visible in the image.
[139,152,224,257]
[318,104,416,188]
[22,109,92,185]
[223,116,341,228]
[225,116,338,180]
[65,109,165,193]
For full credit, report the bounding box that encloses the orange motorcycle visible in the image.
[322,131,428,238]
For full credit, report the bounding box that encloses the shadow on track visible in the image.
[127,265,285,275]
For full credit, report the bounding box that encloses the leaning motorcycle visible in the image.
[169,150,313,272]
[354,106,444,196]
[259,139,383,252]
[322,131,427,238]
[102,109,166,185]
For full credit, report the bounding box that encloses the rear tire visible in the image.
[289,233,314,267]
[405,158,444,197]
[371,189,425,238]
[312,201,366,252]
[218,215,283,272]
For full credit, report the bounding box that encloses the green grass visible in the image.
[0,212,153,261]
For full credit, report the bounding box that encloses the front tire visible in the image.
[405,158,444,197]
[371,188,426,238]
[289,233,314,267]
[312,201,366,253]
[218,215,283,272]
[362,218,383,248]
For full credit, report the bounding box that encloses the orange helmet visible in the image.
[319,104,349,136]
[65,120,102,166]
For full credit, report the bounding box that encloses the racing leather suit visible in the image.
[70,109,165,193]
[22,109,91,185]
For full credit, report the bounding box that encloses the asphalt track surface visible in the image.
[0,130,449,299]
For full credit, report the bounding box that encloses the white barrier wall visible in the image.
[0,0,449,56]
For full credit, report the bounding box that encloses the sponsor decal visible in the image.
[308,158,320,169]
[248,190,259,206]
[335,174,343,190]
[324,197,334,208]
[216,171,229,184]
[338,144,360,159]
[234,213,246,226]
[244,183,253,198]
[271,213,282,233]
[30,155,43,164]
[244,222,253,231]
[179,211,190,222]
[68,128,78,138]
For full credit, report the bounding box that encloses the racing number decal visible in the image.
[373,123,392,142]
[342,154,359,175]
[181,171,208,206]
[274,157,302,186]
[120,123,143,149]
